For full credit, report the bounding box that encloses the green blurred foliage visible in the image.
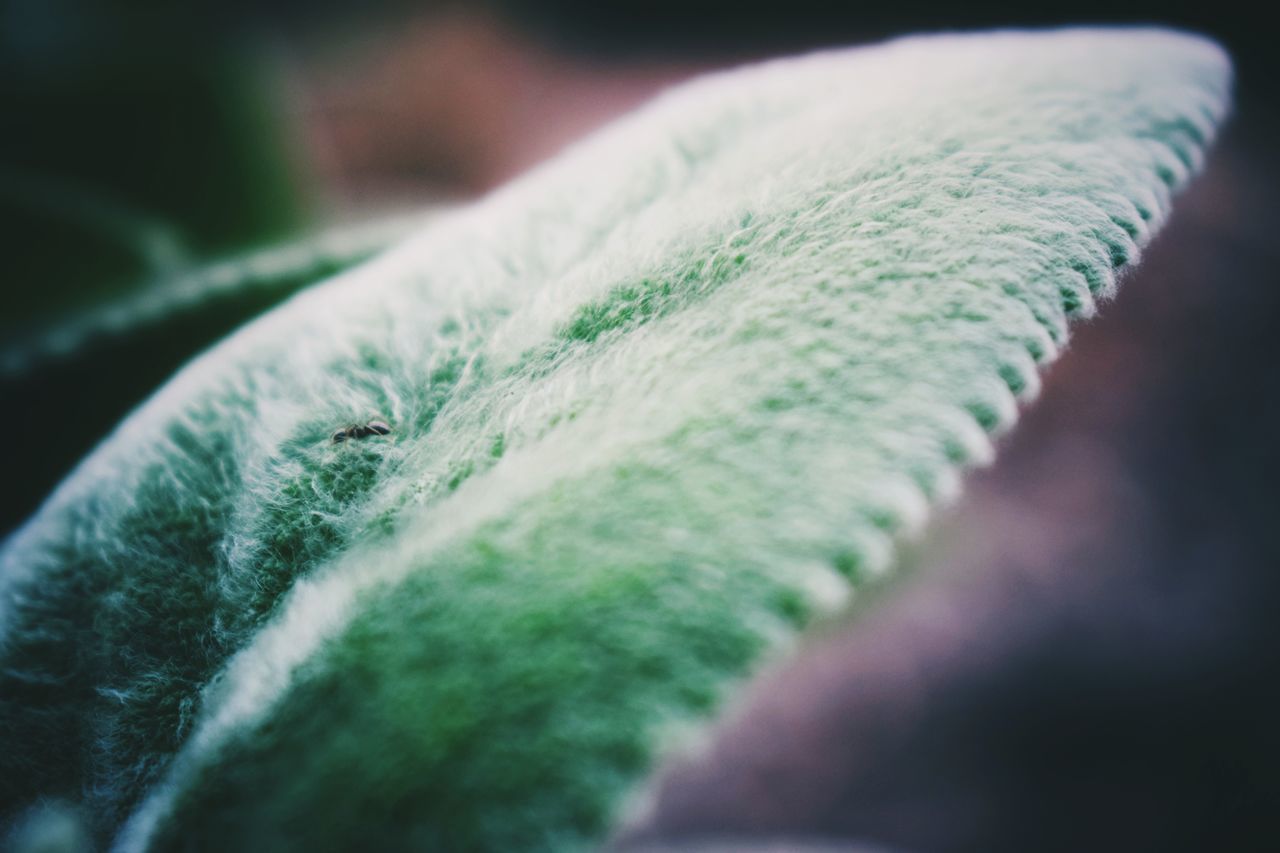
[1,1,314,532]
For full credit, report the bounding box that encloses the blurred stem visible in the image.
[0,210,437,378]
[1,167,189,276]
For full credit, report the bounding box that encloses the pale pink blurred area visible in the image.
[281,9,711,213]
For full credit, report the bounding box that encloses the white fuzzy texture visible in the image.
[0,28,1230,852]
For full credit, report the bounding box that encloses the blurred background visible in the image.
[3,1,1277,850]
[0,0,1273,533]
[0,0,1274,534]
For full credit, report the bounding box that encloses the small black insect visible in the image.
[331,419,393,444]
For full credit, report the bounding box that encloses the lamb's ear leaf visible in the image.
[0,28,1230,853]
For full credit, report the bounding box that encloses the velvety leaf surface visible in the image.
[0,28,1229,852]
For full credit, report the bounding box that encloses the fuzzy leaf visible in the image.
[0,28,1230,852]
